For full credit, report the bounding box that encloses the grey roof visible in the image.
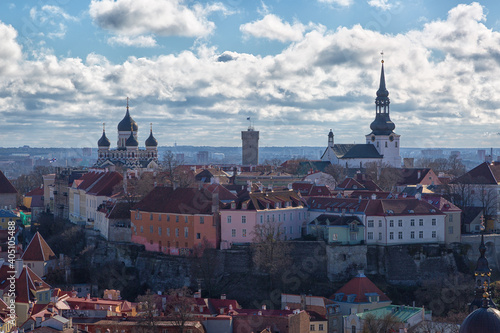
[332,144,383,159]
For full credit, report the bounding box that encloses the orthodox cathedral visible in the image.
[94,99,159,170]
[321,61,402,168]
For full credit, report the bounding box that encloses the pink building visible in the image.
[220,189,308,249]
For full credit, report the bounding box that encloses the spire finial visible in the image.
[103,122,105,132]
[150,123,153,132]
[126,97,129,111]
[380,50,384,64]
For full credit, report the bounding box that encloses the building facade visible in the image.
[242,126,259,165]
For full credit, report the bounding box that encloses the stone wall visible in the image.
[326,245,367,282]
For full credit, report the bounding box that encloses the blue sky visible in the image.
[1,0,500,148]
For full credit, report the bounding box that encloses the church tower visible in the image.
[469,234,496,311]
[365,61,401,167]
[117,98,138,149]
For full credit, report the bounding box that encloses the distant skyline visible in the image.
[2,1,500,148]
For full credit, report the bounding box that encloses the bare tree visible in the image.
[165,287,196,333]
[324,163,346,184]
[190,239,227,298]
[161,151,194,188]
[361,313,399,333]
[135,292,160,333]
[364,162,402,191]
[252,220,292,290]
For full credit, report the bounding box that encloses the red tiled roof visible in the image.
[421,194,461,212]
[15,267,51,303]
[22,232,56,262]
[331,273,391,304]
[26,187,44,196]
[203,184,238,202]
[86,172,123,196]
[453,162,500,185]
[75,172,104,190]
[0,170,17,194]
[134,187,216,214]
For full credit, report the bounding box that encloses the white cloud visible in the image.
[108,35,158,47]
[3,3,500,148]
[29,5,78,39]
[89,0,228,38]
[367,0,392,11]
[240,14,306,42]
[317,0,353,7]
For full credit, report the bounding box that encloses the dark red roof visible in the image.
[86,172,123,196]
[22,232,56,262]
[15,267,51,303]
[26,187,44,196]
[331,273,391,303]
[0,170,17,194]
[203,184,238,202]
[292,183,332,197]
[453,162,500,185]
[134,187,216,214]
[421,194,461,212]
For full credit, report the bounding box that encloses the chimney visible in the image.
[371,194,377,200]
[258,311,262,316]
[221,294,226,300]
[417,170,421,179]
[415,193,421,200]
[15,259,23,278]
[247,181,252,193]
[212,192,219,213]
[261,304,267,310]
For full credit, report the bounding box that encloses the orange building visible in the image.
[131,187,220,254]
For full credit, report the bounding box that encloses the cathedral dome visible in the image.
[145,130,158,147]
[98,130,110,147]
[125,132,138,147]
[370,113,395,135]
[118,108,138,132]
[460,306,500,333]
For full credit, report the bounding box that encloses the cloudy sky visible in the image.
[1,0,500,148]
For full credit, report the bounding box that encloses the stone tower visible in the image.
[242,126,259,166]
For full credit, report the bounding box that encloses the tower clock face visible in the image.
[389,135,394,142]
[371,135,375,142]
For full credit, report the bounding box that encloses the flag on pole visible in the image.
[49,158,57,163]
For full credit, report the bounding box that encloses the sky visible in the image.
[1,0,500,148]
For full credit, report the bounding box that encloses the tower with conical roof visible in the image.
[469,234,496,311]
[365,60,401,167]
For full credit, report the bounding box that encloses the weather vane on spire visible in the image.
[126,97,129,110]
[103,122,105,132]
[381,50,384,64]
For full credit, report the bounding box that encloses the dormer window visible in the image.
[231,202,236,209]
[347,294,356,303]
[334,293,344,301]
[242,203,247,210]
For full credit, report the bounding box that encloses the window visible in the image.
[158,227,162,235]
[150,213,153,220]
[449,226,454,234]
[385,141,388,147]
[176,216,179,222]
[242,229,247,237]
[200,216,204,224]
[319,324,324,330]
[290,226,293,234]
[368,232,374,240]
[167,227,170,236]
[231,229,236,237]
[389,232,394,240]
[432,231,436,238]
[449,215,453,222]
[196,233,201,239]
[175,228,179,237]
[260,216,263,223]
[395,141,398,147]
[242,216,246,224]
[410,219,415,226]
[419,219,424,226]
[398,220,403,227]
[310,324,315,331]
[378,220,382,227]
[432,218,436,226]
[332,234,338,241]
[290,213,293,220]
[272,214,275,222]
[150,226,154,233]
[167,215,170,221]
[267,215,270,222]
[185,216,188,223]
[184,227,188,238]
[140,226,144,233]
[419,231,423,239]
[227,216,232,223]
[378,233,382,240]
[368,220,374,228]
[398,231,403,239]
[284,213,286,221]
[389,220,394,227]
[158,214,162,221]
[411,231,415,239]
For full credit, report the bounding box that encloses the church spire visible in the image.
[369,59,395,135]
[470,234,496,311]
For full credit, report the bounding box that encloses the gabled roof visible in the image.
[0,170,17,194]
[203,184,238,202]
[134,187,216,214]
[86,172,123,196]
[331,144,383,159]
[331,272,391,303]
[398,168,441,186]
[224,190,306,211]
[15,266,51,303]
[22,232,56,262]
[421,194,461,213]
[0,209,18,218]
[453,162,500,185]
[292,183,332,197]
[26,187,44,197]
[312,214,363,226]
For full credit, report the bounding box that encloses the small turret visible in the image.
[145,123,158,148]
[98,123,110,148]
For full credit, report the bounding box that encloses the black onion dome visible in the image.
[145,130,158,147]
[125,131,138,147]
[476,235,491,273]
[460,307,500,333]
[98,131,110,147]
[370,113,395,135]
[118,108,138,132]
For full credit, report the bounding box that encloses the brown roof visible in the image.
[86,172,123,196]
[0,170,17,194]
[15,266,51,303]
[134,187,216,214]
[22,232,56,262]
[453,162,500,185]
[332,272,391,304]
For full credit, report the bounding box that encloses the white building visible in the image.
[321,62,401,168]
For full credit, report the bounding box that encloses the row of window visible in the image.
[367,218,437,228]
[140,226,190,238]
[367,230,437,240]
[229,226,294,238]
[137,213,206,224]
[310,323,325,331]
[226,212,305,224]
